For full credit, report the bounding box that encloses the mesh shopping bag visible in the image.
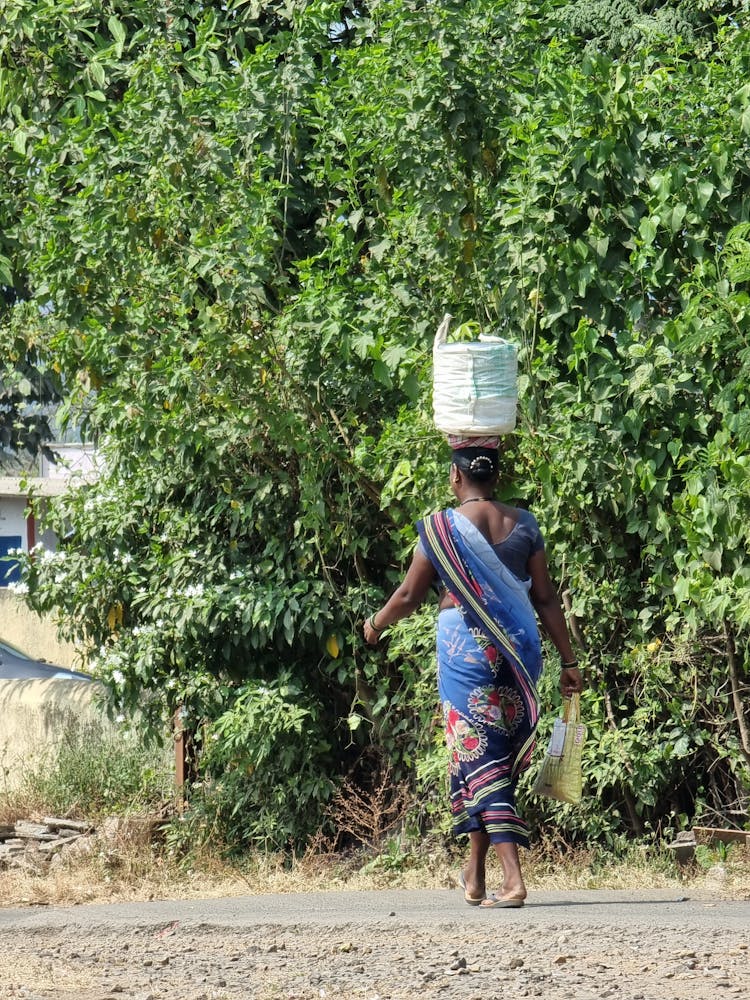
[531,694,586,804]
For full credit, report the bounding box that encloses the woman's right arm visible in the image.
[363,548,437,645]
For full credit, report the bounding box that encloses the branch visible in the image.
[724,620,750,765]
[561,589,586,650]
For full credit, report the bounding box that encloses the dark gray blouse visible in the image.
[488,507,544,581]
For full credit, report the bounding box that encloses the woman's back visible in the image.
[457,500,519,546]
[455,501,543,581]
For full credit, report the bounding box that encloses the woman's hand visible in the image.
[363,618,383,645]
[560,665,583,697]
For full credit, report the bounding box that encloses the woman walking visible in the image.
[363,443,582,908]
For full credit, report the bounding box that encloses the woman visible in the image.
[363,444,583,908]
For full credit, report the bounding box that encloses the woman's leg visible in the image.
[461,830,490,899]
[485,840,526,902]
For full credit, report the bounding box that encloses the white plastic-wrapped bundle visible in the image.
[432,314,518,436]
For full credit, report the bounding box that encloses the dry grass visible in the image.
[0,788,48,827]
[525,842,750,899]
[1,828,749,908]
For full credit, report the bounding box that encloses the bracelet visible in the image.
[560,658,579,669]
[368,614,385,633]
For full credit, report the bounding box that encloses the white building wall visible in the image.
[0,496,28,547]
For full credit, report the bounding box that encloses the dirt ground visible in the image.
[1,902,748,1000]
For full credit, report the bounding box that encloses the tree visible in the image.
[3,0,749,848]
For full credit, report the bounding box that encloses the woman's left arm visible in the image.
[363,548,437,645]
[527,548,583,694]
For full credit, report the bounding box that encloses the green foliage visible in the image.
[191,672,337,851]
[554,0,744,55]
[0,353,61,461]
[20,718,173,818]
[2,0,749,850]
[694,839,736,868]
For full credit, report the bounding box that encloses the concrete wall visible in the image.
[0,678,108,792]
[0,590,79,669]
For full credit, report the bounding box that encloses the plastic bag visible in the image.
[531,694,586,804]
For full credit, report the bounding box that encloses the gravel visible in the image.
[0,890,748,1000]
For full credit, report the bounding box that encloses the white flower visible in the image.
[115,713,126,724]
[7,581,28,594]
[111,669,125,685]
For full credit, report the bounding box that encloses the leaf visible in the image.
[696,181,715,210]
[673,736,690,757]
[86,90,107,102]
[673,577,691,604]
[669,203,687,233]
[108,15,126,45]
[702,547,722,571]
[372,360,392,387]
[0,254,13,285]
[381,343,407,372]
[90,61,107,88]
[369,239,391,261]
[638,216,658,246]
[326,634,340,658]
[107,603,123,631]
[351,331,375,359]
[12,129,27,156]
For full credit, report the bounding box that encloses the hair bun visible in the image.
[450,445,499,482]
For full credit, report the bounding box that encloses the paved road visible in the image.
[0,887,748,932]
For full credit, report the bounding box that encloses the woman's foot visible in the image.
[458,867,486,905]
[480,841,527,907]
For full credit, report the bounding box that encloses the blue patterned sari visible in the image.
[418,509,543,846]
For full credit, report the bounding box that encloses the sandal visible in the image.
[479,893,525,909]
[458,871,485,906]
